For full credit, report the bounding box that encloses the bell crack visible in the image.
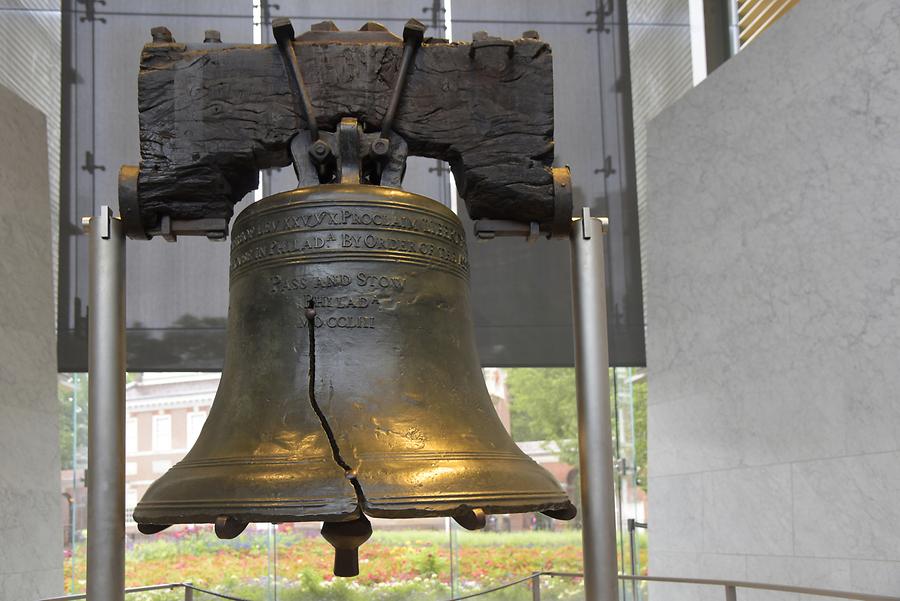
[305,301,369,509]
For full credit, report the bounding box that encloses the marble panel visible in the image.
[0,84,61,596]
[649,396,748,476]
[649,551,747,601]
[793,453,900,562]
[743,556,851,601]
[702,465,793,556]
[647,1,900,594]
[647,473,704,552]
[0,569,65,600]
[848,559,900,596]
[648,550,705,601]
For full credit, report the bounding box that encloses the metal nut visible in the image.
[370,137,391,158]
[402,19,427,45]
[310,20,339,32]
[150,26,174,43]
[272,17,295,44]
[308,140,332,161]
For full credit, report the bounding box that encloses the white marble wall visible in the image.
[0,85,62,597]
[645,1,900,599]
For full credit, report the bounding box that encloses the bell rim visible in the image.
[132,498,577,527]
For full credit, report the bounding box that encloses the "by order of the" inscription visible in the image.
[230,206,469,276]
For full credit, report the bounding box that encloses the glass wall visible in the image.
[44,0,691,598]
[58,367,647,600]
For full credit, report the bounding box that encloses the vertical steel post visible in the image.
[447,517,460,598]
[725,585,737,601]
[184,584,194,601]
[570,208,618,601]
[267,524,278,601]
[531,572,542,601]
[628,519,638,601]
[86,206,126,601]
[70,371,79,594]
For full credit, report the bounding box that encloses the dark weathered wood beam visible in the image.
[136,34,560,232]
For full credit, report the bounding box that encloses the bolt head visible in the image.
[310,20,339,32]
[371,138,390,157]
[272,17,295,44]
[308,140,332,160]
[150,26,174,43]
[403,19,426,45]
[359,21,388,32]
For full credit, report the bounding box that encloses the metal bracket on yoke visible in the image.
[469,31,515,58]
[474,166,576,241]
[275,17,423,189]
[117,165,229,242]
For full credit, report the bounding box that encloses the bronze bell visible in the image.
[133,184,576,575]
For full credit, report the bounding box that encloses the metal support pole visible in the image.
[531,572,542,601]
[725,585,737,601]
[447,517,460,598]
[70,372,80,594]
[628,519,639,601]
[86,206,126,601]
[570,208,618,601]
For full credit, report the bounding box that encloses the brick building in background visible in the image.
[122,372,219,528]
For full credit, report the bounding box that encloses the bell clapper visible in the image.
[453,507,487,531]
[321,515,373,577]
[214,515,249,539]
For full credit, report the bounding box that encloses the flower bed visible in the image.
[64,527,646,600]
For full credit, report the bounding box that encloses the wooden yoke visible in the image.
[121,21,571,240]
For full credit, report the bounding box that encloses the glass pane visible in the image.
[449,367,585,599]
[451,0,646,368]
[59,372,88,594]
[57,0,253,372]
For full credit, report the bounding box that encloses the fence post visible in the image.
[725,585,737,601]
[531,572,541,601]
[184,583,193,601]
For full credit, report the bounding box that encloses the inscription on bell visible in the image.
[231,208,462,247]
[229,200,470,280]
[270,273,406,295]
[298,315,376,329]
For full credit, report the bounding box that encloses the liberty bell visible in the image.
[133,18,576,577]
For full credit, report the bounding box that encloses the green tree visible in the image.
[632,375,647,488]
[506,367,647,489]
[58,373,88,470]
[507,368,580,466]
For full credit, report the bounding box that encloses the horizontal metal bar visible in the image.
[444,573,539,601]
[539,571,585,578]
[183,584,253,601]
[41,583,184,601]
[42,572,900,601]
[617,575,900,601]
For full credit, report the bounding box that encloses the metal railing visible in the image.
[40,582,251,601]
[519,572,900,601]
[41,572,900,601]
